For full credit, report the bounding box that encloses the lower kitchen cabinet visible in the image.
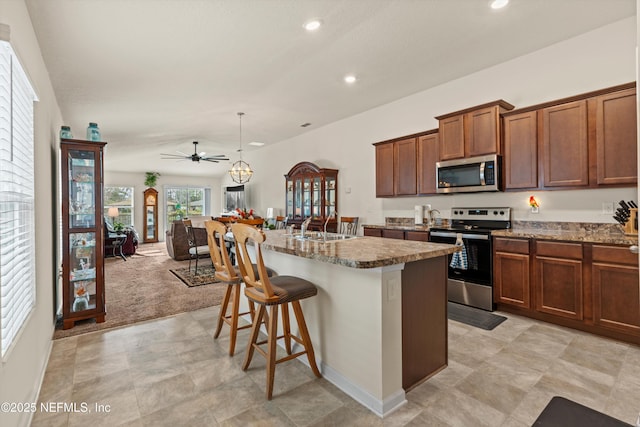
[535,241,584,321]
[592,244,640,335]
[493,238,531,309]
[363,227,429,241]
[493,237,640,345]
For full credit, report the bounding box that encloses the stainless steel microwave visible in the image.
[436,154,501,193]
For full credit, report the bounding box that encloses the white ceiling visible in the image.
[25,0,635,178]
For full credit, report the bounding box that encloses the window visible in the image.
[104,186,134,226]
[0,30,38,358]
[165,186,210,229]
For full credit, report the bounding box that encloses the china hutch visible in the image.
[60,139,107,329]
[285,161,338,232]
[143,187,159,243]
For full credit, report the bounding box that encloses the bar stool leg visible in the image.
[243,304,265,371]
[291,301,321,378]
[228,284,242,356]
[214,285,233,339]
[281,303,292,355]
[266,304,279,400]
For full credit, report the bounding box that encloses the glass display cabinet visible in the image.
[143,187,159,243]
[61,139,107,329]
[285,161,338,232]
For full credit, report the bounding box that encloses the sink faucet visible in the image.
[323,211,336,240]
[301,217,313,237]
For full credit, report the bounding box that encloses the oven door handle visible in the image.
[430,231,490,241]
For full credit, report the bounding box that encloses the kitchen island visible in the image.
[239,229,458,417]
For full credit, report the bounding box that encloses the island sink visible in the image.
[293,231,357,243]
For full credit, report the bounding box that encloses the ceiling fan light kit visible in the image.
[229,112,254,184]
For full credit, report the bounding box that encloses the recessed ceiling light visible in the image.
[304,19,322,31]
[344,75,357,84]
[248,141,264,147]
[490,0,509,9]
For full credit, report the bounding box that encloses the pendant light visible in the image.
[229,112,254,184]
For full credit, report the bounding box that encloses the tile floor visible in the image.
[32,307,640,426]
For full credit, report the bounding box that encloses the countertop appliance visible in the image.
[436,154,501,193]
[428,207,511,311]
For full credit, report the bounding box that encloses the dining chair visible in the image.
[274,216,287,229]
[183,219,210,274]
[231,223,321,399]
[339,216,359,235]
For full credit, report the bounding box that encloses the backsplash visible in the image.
[385,216,627,236]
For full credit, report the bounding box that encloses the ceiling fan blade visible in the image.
[176,151,189,156]
[161,153,188,159]
[206,154,228,158]
[201,158,221,163]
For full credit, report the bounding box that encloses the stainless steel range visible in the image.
[428,207,511,311]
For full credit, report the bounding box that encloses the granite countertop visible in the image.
[261,229,458,269]
[492,228,638,246]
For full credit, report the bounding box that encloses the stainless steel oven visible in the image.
[429,207,511,311]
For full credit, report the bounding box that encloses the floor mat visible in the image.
[447,302,507,330]
[533,396,631,426]
[170,266,220,287]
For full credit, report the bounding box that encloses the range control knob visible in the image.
[499,211,505,216]
[493,210,498,215]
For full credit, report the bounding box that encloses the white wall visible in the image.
[0,2,64,427]
[104,171,222,240]
[243,17,637,227]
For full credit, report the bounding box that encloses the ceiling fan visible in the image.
[161,141,229,163]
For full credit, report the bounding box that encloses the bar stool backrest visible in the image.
[231,223,277,302]
[205,220,238,283]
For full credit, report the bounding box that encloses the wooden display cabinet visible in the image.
[61,139,107,329]
[143,187,159,243]
[285,161,338,232]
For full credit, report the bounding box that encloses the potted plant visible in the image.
[113,221,125,234]
[144,172,160,188]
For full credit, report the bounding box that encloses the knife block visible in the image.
[624,208,638,235]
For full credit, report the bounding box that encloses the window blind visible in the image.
[0,38,37,358]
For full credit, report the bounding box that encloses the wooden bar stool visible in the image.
[231,223,322,399]
[339,216,359,235]
[205,220,274,356]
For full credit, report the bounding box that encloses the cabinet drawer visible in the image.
[494,237,529,254]
[405,231,429,242]
[382,229,406,240]
[363,227,383,237]
[593,245,639,266]
[536,241,582,259]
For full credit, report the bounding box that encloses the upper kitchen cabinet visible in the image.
[503,110,538,190]
[394,137,418,195]
[436,100,514,161]
[417,130,439,195]
[506,84,636,190]
[374,130,439,197]
[541,99,589,188]
[592,87,637,186]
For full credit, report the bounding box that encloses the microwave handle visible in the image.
[479,161,486,185]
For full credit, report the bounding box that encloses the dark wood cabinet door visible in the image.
[417,133,438,194]
[535,240,584,320]
[541,100,588,188]
[493,238,531,309]
[504,111,538,189]
[393,138,417,195]
[438,114,465,160]
[592,245,640,335]
[466,106,500,157]
[405,231,429,242]
[375,142,394,197]
[382,229,405,240]
[594,88,637,185]
[363,227,382,237]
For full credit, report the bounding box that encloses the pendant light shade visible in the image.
[229,112,253,184]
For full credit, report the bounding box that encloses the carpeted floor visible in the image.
[53,242,226,339]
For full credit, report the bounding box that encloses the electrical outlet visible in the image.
[602,202,614,215]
